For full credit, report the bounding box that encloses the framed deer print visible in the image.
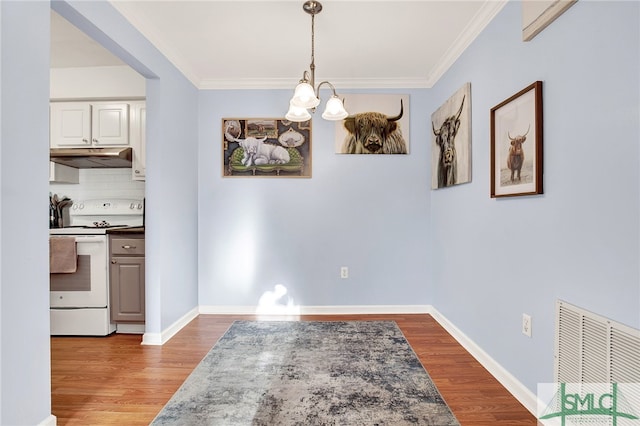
[490,81,543,198]
[431,83,472,189]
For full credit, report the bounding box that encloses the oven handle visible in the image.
[64,235,107,243]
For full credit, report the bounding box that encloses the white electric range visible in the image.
[49,198,144,336]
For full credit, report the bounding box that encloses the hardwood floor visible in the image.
[51,314,536,425]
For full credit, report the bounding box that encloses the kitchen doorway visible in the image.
[48,10,148,336]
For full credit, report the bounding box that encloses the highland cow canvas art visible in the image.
[431,83,472,189]
[335,94,410,155]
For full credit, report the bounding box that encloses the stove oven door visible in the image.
[50,235,108,308]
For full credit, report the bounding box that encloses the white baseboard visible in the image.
[301,305,432,315]
[38,414,57,426]
[428,307,537,415]
[143,305,430,344]
[198,305,432,315]
[142,303,536,416]
[141,306,199,345]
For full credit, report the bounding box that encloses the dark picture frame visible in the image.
[222,118,311,178]
[490,81,543,198]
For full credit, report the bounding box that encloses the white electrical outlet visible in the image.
[340,266,349,279]
[522,313,532,337]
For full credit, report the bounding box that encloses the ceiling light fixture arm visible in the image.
[316,80,338,98]
[286,1,348,122]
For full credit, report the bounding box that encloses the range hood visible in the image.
[50,147,133,169]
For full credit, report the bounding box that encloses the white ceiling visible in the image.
[51,10,126,68]
[51,1,507,90]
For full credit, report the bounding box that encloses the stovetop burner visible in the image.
[49,198,144,235]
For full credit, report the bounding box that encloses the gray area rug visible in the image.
[151,320,460,425]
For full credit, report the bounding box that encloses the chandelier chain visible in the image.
[286,1,348,122]
[310,12,316,85]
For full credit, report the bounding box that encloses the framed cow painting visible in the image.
[334,94,410,154]
[222,118,312,178]
[490,81,543,197]
[431,82,472,189]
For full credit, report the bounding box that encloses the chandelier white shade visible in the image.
[285,101,312,122]
[291,81,320,109]
[321,95,349,120]
[286,1,348,122]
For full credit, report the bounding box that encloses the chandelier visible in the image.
[285,1,349,122]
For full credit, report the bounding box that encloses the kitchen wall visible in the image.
[50,169,145,203]
[50,65,144,99]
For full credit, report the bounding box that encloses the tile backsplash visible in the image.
[49,168,145,202]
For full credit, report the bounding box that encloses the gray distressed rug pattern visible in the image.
[151,320,460,425]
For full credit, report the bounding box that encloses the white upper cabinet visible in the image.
[50,102,91,147]
[50,102,130,148]
[92,103,130,146]
[129,101,146,181]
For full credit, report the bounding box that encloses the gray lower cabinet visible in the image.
[109,235,145,323]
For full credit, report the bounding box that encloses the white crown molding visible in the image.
[198,77,432,90]
[198,78,300,91]
[199,1,507,90]
[111,1,506,91]
[425,0,508,87]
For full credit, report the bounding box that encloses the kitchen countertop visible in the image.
[107,227,145,234]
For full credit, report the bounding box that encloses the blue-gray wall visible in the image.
[429,0,639,393]
[198,89,433,308]
[197,0,640,400]
[0,0,637,423]
[1,0,199,423]
[1,2,52,424]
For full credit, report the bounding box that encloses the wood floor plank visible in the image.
[51,314,536,425]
